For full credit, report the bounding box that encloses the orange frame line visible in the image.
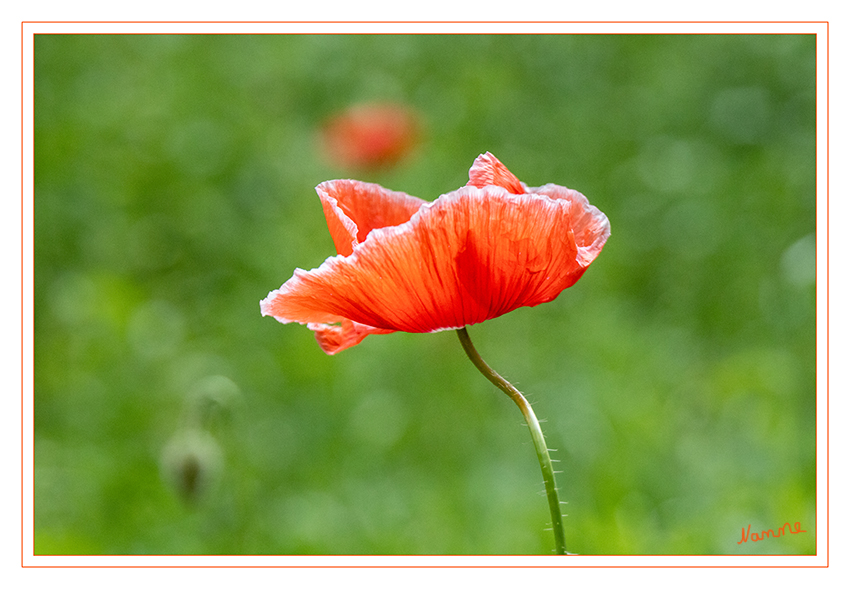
[20,20,829,569]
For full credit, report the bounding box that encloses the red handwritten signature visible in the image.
[738,522,807,544]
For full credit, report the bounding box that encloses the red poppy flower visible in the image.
[261,153,610,354]
[320,102,420,170]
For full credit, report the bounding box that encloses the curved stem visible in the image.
[456,327,568,555]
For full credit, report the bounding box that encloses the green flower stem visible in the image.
[456,327,568,556]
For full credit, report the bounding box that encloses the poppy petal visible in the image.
[308,319,395,355]
[528,184,611,266]
[260,184,610,341]
[317,180,427,256]
[467,152,526,195]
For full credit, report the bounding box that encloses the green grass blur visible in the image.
[33,34,816,555]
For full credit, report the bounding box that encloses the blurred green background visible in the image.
[34,34,816,555]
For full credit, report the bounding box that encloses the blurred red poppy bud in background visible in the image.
[320,102,420,170]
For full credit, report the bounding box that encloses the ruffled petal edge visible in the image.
[467,152,526,195]
[316,180,427,256]
[308,319,395,355]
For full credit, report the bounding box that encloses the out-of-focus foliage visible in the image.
[34,34,815,555]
